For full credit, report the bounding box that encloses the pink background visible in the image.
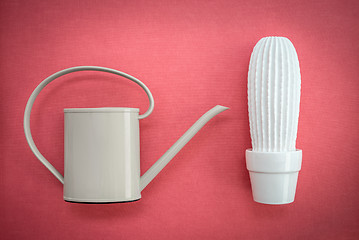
[1,0,358,239]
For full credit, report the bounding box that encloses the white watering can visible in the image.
[24,66,228,203]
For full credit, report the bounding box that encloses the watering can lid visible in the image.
[64,107,140,113]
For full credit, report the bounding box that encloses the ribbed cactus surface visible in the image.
[248,37,301,152]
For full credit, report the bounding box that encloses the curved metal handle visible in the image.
[24,66,155,184]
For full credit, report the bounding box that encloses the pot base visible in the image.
[246,149,302,205]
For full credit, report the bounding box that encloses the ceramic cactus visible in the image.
[246,37,302,204]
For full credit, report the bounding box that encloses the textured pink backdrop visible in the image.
[1,0,358,239]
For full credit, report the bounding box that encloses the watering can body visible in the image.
[24,66,228,203]
[64,108,141,203]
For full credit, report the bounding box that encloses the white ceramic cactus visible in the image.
[246,37,302,204]
[248,36,301,152]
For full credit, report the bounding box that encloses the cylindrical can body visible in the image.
[64,108,141,203]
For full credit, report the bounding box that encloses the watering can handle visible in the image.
[23,66,155,184]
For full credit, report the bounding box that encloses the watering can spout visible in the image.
[140,105,229,191]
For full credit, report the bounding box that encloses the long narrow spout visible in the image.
[140,105,229,191]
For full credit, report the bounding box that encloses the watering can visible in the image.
[24,66,228,203]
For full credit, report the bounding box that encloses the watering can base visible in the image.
[64,199,141,204]
[63,197,141,204]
